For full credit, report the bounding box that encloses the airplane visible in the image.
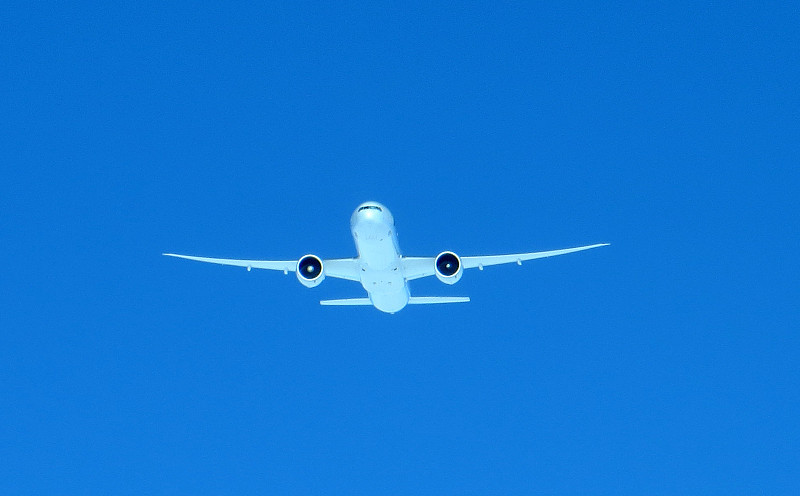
[164,201,609,314]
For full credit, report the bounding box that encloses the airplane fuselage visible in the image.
[350,202,409,313]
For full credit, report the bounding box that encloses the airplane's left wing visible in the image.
[402,243,609,281]
[163,254,361,281]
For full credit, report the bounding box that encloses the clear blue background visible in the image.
[3,2,798,494]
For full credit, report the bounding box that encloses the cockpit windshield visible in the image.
[358,205,382,213]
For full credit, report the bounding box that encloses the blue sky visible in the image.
[3,2,798,494]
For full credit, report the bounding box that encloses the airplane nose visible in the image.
[361,208,379,221]
[354,203,380,221]
[351,202,393,228]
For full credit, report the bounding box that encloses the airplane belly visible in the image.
[353,220,397,268]
[360,266,405,294]
[369,289,409,313]
[351,209,408,312]
[356,239,396,269]
[360,258,408,312]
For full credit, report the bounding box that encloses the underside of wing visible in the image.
[321,258,361,281]
[163,253,296,272]
[401,256,437,281]
[163,253,361,281]
[402,243,609,280]
[461,243,610,269]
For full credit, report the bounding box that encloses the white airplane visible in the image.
[164,202,609,314]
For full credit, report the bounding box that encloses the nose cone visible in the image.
[351,201,393,228]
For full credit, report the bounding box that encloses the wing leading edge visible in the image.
[402,243,609,281]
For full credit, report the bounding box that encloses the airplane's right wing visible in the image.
[163,253,295,272]
[163,253,361,281]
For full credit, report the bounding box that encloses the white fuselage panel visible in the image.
[350,203,409,313]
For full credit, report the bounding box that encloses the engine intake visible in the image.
[435,251,463,285]
[296,254,325,287]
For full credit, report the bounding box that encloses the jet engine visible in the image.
[435,251,463,285]
[296,254,325,288]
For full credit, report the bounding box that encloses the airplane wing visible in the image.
[402,243,609,281]
[162,253,361,281]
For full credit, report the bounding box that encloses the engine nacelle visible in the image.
[435,251,463,285]
[296,254,325,288]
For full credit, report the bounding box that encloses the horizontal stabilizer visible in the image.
[320,296,470,306]
[320,298,373,306]
[408,296,470,304]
